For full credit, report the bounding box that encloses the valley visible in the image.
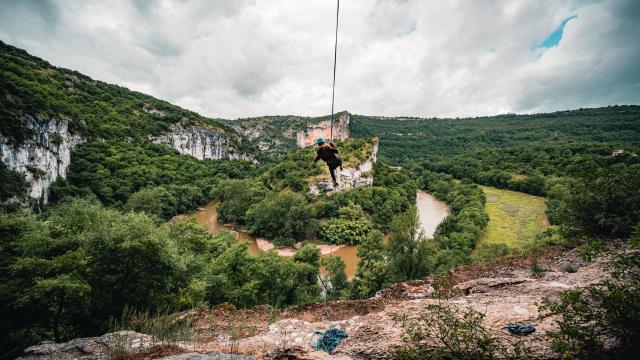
[1,41,639,359]
[183,190,450,279]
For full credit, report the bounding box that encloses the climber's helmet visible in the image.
[316,137,325,145]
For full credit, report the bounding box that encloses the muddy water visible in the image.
[187,192,448,279]
[189,203,260,255]
[416,191,451,238]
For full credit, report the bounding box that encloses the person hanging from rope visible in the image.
[313,137,342,188]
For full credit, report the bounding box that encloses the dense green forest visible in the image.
[351,107,640,195]
[50,141,258,220]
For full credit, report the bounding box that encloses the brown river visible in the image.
[186,191,449,278]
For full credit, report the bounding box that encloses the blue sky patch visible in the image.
[537,15,577,49]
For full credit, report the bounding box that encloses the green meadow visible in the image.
[477,186,548,250]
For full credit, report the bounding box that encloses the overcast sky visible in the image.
[1,0,639,119]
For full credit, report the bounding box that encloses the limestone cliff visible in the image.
[0,115,84,204]
[296,113,350,148]
[224,112,351,153]
[152,124,254,162]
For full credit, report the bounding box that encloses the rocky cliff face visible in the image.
[17,330,255,360]
[225,113,351,153]
[296,113,350,148]
[0,115,84,203]
[153,124,253,162]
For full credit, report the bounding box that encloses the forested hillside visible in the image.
[0,41,258,210]
[351,107,640,195]
[0,41,235,142]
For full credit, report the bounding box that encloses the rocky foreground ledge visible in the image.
[17,331,256,360]
[18,246,618,359]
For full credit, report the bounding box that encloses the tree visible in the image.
[565,164,640,237]
[125,186,176,220]
[350,230,391,299]
[322,256,348,298]
[245,192,316,246]
[387,206,434,282]
[212,179,266,225]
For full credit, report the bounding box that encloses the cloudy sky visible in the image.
[1,0,639,119]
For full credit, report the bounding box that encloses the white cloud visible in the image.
[0,0,638,119]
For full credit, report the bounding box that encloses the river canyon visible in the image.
[186,190,450,278]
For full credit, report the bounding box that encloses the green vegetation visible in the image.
[386,206,434,282]
[321,255,348,298]
[549,164,640,238]
[245,192,316,246]
[319,202,374,245]
[50,141,258,220]
[351,107,640,196]
[539,251,640,358]
[0,199,321,358]
[476,186,548,250]
[393,302,529,359]
[211,179,267,225]
[0,40,238,142]
[0,162,28,204]
[210,139,406,247]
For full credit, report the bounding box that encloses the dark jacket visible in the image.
[314,143,340,166]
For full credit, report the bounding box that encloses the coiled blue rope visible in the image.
[314,328,348,354]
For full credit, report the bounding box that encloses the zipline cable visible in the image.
[324,0,340,322]
[329,0,340,142]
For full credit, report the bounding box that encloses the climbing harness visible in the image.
[329,0,340,142]
[314,328,348,354]
[506,323,536,335]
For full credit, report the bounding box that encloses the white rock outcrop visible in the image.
[153,125,253,161]
[0,115,84,203]
[296,113,350,148]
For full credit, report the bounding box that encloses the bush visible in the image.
[539,251,640,358]
[319,218,373,245]
[392,302,528,359]
[387,206,435,282]
[321,256,348,298]
[562,164,640,237]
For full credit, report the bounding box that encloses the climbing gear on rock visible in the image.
[314,328,348,354]
[506,323,536,335]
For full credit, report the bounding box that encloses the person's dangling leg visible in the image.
[328,164,338,187]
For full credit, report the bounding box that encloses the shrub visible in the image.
[319,218,373,245]
[538,251,640,358]
[321,256,348,298]
[392,302,528,359]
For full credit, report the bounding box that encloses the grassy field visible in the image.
[477,186,549,250]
